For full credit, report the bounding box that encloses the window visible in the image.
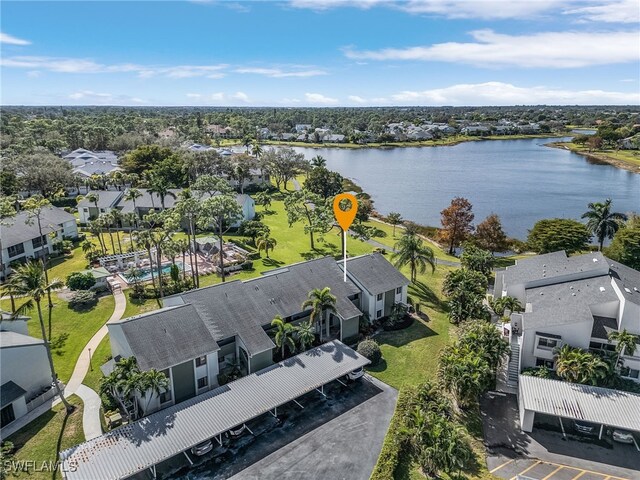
[7,244,25,258]
[396,287,402,295]
[32,236,47,249]
[535,358,554,369]
[197,377,208,389]
[376,293,383,301]
[621,367,640,379]
[589,341,616,353]
[159,389,172,403]
[376,309,382,318]
[195,356,207,367]
[537,337,558,349]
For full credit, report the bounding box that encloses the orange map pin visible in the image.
[333,193,358,281]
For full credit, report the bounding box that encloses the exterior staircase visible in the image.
[507,338,521,386]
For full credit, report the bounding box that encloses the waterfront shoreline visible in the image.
[545,142,640,174]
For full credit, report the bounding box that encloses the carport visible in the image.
[518,375,640,449]
[59,340,369,480]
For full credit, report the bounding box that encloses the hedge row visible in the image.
[369,389,412,480]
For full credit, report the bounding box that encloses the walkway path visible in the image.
[1,290,126,440]
[292,178,302,191]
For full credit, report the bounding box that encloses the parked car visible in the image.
[573,420,598,436]
[347,366,365,381]
[228,424,247,438]
[612,429,635,444]
[191,440,213,456]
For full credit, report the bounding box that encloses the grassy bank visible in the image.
[547,142,640,172]
[5,395,84,480]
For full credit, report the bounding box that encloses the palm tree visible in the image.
[123,188,143,224]
[148,176,176,210]
[392,232,435,283]
[608,329,638,368]
[294,321,316,352]
[2,262,73,411]
[302,287,337,342]
[387,212,403,237]
[271,315,296,359]
[254,191,271,212]
[582,198,627,251]
[555,345,608,385]
[256,232,277,259]
[311,155,326,168]
[251,143,263,160]
[139,369,169,415]
[99,213,117,255]
[133,230,156,291]
[87,219,106,254]
[85,192,100,220]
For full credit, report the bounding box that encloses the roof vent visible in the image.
[593,258,598,262]
[540,292,544,295]
[570,286,574,290]
[625,287,632,293]
[634,287,639,292]
[572,293,576,296]
[599,287,605,292]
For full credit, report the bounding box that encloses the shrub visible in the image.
[241,260,254,270]
[357,338,382,366]
[383,303,411,330]
[100,392,119,411]
[66,271,96,291]
[69,290,97,310]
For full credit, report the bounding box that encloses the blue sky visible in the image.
[1,0,639,106]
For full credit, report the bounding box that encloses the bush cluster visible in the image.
[357,338,382,366]
[69,290,97,310]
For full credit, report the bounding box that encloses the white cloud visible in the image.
[234,67,327,77]
[68,90,147,105]
[343,29,640,68]
[305,92,339,104]
[232,91,250,102]
[348,95,367,103]
[620,78,637,82]
[186,92,225,101]
[0,32,31,45]
[388,82,640,105]
[563,0,640,23]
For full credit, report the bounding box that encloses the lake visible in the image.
[293,138,640,239]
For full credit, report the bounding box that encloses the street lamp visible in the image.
[88,347,93,371]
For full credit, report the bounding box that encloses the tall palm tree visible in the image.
[302,287,337,342]
[608,329,638,368]
[271,315,296,359]
[256,232,277,259]
[85,192,100,220]
[555,345,607,385]
[311,155,327,168]
[392,232,435,283]
[124,188,143,224]
[582,198,627,251]
[133,230,156,291]
[294,321,316,352]
[387,212,403,237]
[148,176,176,210]
[2,262,73,411]
[98,213,117,255]
[139,369,169,415]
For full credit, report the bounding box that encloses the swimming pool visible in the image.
[120,261,188,283]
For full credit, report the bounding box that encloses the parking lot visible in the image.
[155,375,397,480]
[481,392,640,480]
[489,458,635,480]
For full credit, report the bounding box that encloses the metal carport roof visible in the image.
[60,340,369,480]
[519,375,640,432]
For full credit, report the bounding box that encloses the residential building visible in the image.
[494,251,640,384]
[77,189,255,226]
[342,253,410,320]
[106,254,408,414]
[0,315,52,433]
[0,207,78,278]
[63,148,121,179]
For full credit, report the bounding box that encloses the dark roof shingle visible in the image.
[343,253,410,294]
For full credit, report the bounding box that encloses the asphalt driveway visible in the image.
[165,376,397,480]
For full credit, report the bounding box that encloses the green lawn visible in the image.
[549,142,640,169]
[18,294,115,384]
[5,395,84,480]
[82,335,112,392]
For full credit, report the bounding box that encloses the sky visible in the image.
[1,0,639,106]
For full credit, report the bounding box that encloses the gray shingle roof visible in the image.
[76,190,123,209]
[1,381,27,408]
[169,257,362,356]
[115,305,219,371]
[343,253,410,294]
[0,207,77,248]
[523,276,618,330]
[591,316,618,340]
[60,340,369,480]
[608,258,640,306]
[503,251,608,288]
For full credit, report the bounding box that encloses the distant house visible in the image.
[295,124,312,133]
[0,316,53,435]
[77,189,255,227]
[205,125,233,138]
[323,134,346,143]
[186,143,214,152]
[461,125,491,135]
[620,134,640,150]
[63,149,121,179]
[0,207,78,278]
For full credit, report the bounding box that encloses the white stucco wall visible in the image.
[0,343,51,401]
[106,323,134,360]
[521,320,593,369]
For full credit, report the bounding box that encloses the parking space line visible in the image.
[510,460,541,480]
[545,463,628,480]
[570,472,586,480]
[490,459,515,473]
[542,466,564,480]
